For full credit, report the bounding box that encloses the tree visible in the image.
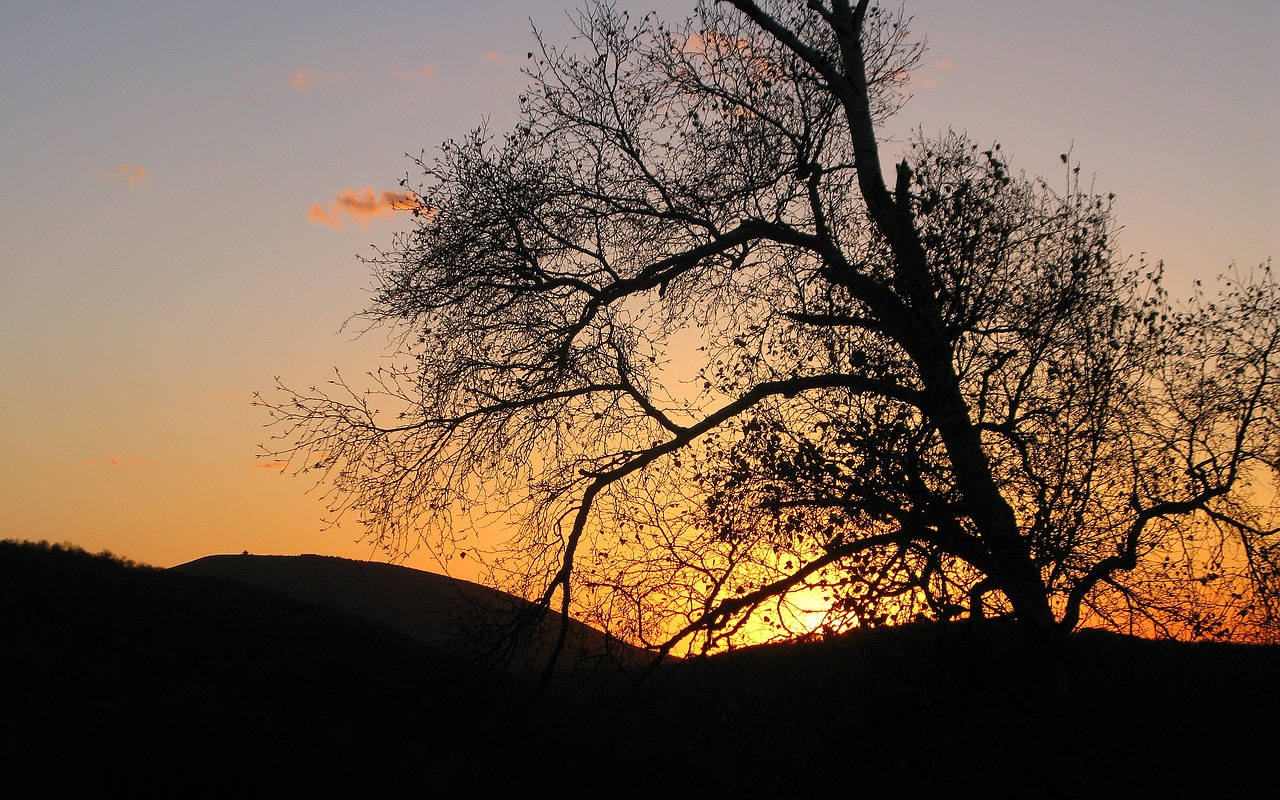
[261,0,1279,669]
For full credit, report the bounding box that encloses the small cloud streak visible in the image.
[485,51,505,64]
[117,164,148,187]
[290,68,341,92]
[251,459,289,471]
[391,64,437,85]
[86,457,155,468]
[907,59,955,89]
[308,187,430,229]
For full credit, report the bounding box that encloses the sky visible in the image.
[2,1,1277,574]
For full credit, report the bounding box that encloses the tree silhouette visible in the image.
[261,1,1279,666]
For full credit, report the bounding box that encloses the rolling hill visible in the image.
[4,538,1278,797]
[171,552,658,677]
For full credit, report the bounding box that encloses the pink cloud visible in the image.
[485,51,505,64]
[682,30,755,56]
[290,68,340,92]
[117,164,148,187]
[905,59,955,89]
[308,187,429,229]
[251,459,289,471]
[307,203,343,228]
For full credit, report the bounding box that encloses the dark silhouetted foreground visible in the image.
[3,540,1276,796]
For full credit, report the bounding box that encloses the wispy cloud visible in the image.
[251,459,289,471]
[306,203,344,228]
[85,457,155,468]
[290,68,341,92]
[908,59,956,89]
[682,30,755,57]
[484,51,505,64]
[333,188,421,221]
[117,164,148,187]
[307,187,429,229]
[391,64,438,85]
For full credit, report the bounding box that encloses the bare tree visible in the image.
[260,0,1279,671]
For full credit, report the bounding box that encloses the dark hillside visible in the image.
[0,541,520,793]
[4,540,1277,797]
[172,552,657,677]
[617,622,1280,797]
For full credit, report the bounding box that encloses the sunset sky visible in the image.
[2,1,1276,574]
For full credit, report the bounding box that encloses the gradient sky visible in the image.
[2,1,1276,574]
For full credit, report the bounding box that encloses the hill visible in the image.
[171,552,657,676]
[1,540,503,793]
[3,539,1278,797]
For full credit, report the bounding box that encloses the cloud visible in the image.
[290,68,341,92]
[251,459,289,471]
[485,51,505,64]
[391,64,437,85]
[85,457,155,468]
[308,187,429,229]
[307,203,343,228]
[906,59,955,89]
[117,164,148,187]
[333,188,420,221]
[682,30,755,57]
